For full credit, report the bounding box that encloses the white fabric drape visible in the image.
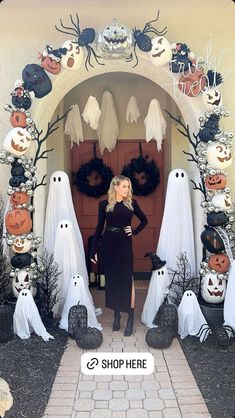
[224,260,235,331]
[82,95,101,130]
[96,90,119,154]
[126,96,140,123]
[157,169,196,275]
[64,103,84,147]
[59,275,102,331]
[144,99,166,151]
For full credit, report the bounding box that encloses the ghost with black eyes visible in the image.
[156,169,196,274]
[150,36,174,67]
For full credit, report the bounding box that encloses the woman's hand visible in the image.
[91,253,98,264]
[124,226,132,236]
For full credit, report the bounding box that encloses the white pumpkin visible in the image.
[96,18,133,59]
[61,40,84,70]
[4,128,32,156]
[202,88,222,109]
[201,272,226,303]
[207,143,232,169]
[150,36,174,66]
[12,237,32,254]
[211,193,232,211]
[12,269,37,298]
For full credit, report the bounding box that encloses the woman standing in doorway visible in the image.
[90,175,148,336]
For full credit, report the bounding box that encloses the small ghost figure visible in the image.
[59,275,102,331]
[64,103,84,147]
[141,257,171,328]
[82,95,101,130]
[144,99,166,151]
[13,289,54,341]
[178,290,209,342]
[126,96,140,123]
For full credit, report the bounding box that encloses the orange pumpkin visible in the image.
[41,56,61,75]
[178,68,207,97]
[208,253,230,273]
[205,174,227,190]
[10,192,30,207]
[5,209,32,235]
[10,111,27,128]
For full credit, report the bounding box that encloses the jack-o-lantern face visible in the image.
[4,128,32,156]
[61,40,83,70]
[205,174,227,190]
[12,269,36,298]
[5,209,32,235]
[201,272,226,303]
[201,226,225,254]
[12,237,32,253]
[41,56,61,75]
[207,143,232,169]
[150,36,173,66]
[211,193,232,211]
[202,88,222,109]
[10,111,27,128]
[178,68,207,97]
[208,254,230,273]
[22,64,52,98]
[97,19,133,59]
[10,192,30,207]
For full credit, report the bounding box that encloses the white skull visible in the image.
[4,128,32,156]
[207,143,232,169]
[211,193,232,211]
[201,272,226,303]
[12,269,37,298]
[150,36,173,66]
[202,88,222,109]
[12,237,32,254]
[61,40,83,70]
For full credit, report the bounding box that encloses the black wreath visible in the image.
[121,147,160,196]
[75,157,114,198]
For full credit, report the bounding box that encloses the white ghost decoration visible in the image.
[150,36,174,67]
[157,169,196,274]
[13,289,54,341]
[200,272,226,304]
[12,237,32,253]
[43,171,88,284]
[12,269,37,299]
[207,143,232,170]
[4,128,32,156]
[96,90,119,154]
[224,260,235,331]
[60,275,102,331]
[211,192,232,211]
[144,99,166,151]
[64,103,84,147]
[61,40,83,70]
[202,88,222,109]
[141,264,171,328]
[178,290,209,342]
[82,95,101,130]
[126,96,140,123]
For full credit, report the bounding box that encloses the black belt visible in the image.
[106,226,123,232]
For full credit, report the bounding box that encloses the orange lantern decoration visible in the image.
[205,174,227,190]
[41,56,61,75]
[5,209,32,235]
[10,192,30,207]
[208,254,230,273]
[10,111,27,128]
[178,68,207,97]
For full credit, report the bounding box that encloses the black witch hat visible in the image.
[144,252,166,271]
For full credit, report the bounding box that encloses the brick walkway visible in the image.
[43,289,211,418]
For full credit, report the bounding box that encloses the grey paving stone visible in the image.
[143,398,165,411]
[109,380,128,390]
[109,399,129,411]
[126,389,145,400]
[74,399,95,411]
[127,409,149,418]
[92,389,112,400]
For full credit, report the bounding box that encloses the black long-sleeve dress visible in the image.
[91,199,148,313]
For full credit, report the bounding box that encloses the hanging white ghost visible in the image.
[13,289,54,341]
[4,128,32,156]
[144,99,166,151]
[200,272,226,303]
[43,171,88,285]
[12,237,32,254]
[64,103,84,147]
[178,290,209,342]
[224,260,235,331]
[141,261,171,328]
[157,169,196,275]
[207,143,232,170]
[150,36,174,67]
[202,88,222,109]
[59,275,102,331]
[60,40,84,70]
[126,96,140,123]
[211,192,232,211]
[82,95,101,130]
[12,269,37,299]
[96,90,119,154]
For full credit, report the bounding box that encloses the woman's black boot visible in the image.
[112,310,121,331]
[124,308,134,336]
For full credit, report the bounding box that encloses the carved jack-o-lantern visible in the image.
[207,211,229,227]
[205,174,227,190]
[11,253,32,269]
[201,226,225,254]
[150,36,173,67]
[202,88,222,109]
[12,237,32,253]
[22,64,52,98]
[211,193,232,211]
[10,192,30,207]
[4,128,32,156]
[97,19,133,59]
[41,56,61,75]
[61,40,84,70]
[12,269,36,299]
[10,111,27,128]
[201,272,226,303]
[178,68,207,97]
[5,209,32,235]
[207,143,232,170]
[208,254,230,273]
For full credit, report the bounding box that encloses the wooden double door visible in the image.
[71,140,164,275]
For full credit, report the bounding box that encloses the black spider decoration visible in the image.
[126,11,167,68]
[55,13,104,71]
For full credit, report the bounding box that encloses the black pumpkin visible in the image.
[11,89,32,110]
[68,302,88,339]
[11,253,32,269]
[207,212,229,227]
[213,326,230,349]
[11,162,25,177]
[145,327,173,349]
[75,327,103,349]
[201,225,225,254]
[198,114,220,142]
[153,302,178,337]
[9,175,27,188]
[22,64,52,98]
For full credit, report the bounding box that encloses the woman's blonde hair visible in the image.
[106,175,133,212]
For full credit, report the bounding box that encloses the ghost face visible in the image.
[12,269,36,298]
[201,272,226,303]
[207,143,232,169]
[4,128,32,156]
[61,40,83,70]
[212,193,232,211]
[202,88,222,109]
[12,237,32,253]
[150,36,173,66]
[71,274,83,286]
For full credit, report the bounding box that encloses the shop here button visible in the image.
[81,352,154,375]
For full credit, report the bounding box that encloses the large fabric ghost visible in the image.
[64,103,84,147]
[43,170,88,283]
[13,289,54,341]
[126,96,140,123]
[59,275,102,331]
[96,90,119,154]
[157,169,196,275]
[144,99,166,151]
[82,95,101,130]
[53,220,92,317]
[224,260,235,331]
[141,263,171,328]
